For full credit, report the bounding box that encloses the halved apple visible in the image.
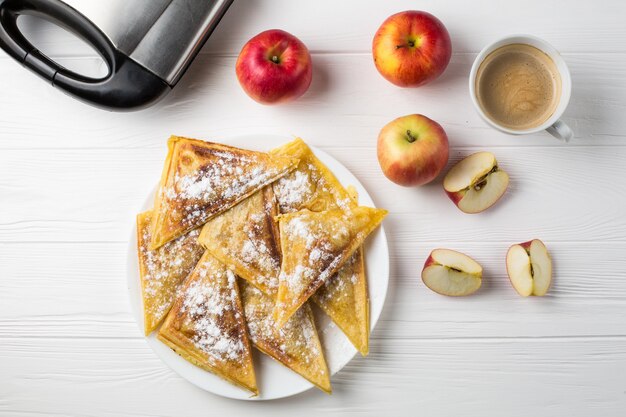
[422,249,482,296]
[506,239,552,296]
[443,152,509,214]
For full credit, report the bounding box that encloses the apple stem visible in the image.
[271,55,279,64]
[396,40,416,49]
[406,130,417,143]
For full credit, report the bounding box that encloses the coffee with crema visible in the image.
[475,44,561,130]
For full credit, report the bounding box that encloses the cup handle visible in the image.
[546,119,573,142]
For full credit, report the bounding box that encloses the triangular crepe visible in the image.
[158,251,257,395]
[313,246,369,356]
[313,186,368,355]
[272,139,371,354]
[136,210,204,335]
[273,206,387,327]
[150,136,298,249]
[271,138,354,213]
[240,280,331,394]
[198,186,281,295]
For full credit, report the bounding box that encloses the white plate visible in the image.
[127,134,389,400]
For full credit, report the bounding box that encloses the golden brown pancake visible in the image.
[313,249,369,356]
[198,186,281,295]
[136,210,204,335]
[158,251,257,395]
[150,136,298,249]
[240,280,331,393]
[273,205,387,327]
[271,139,373,354]
[271,138,353,213]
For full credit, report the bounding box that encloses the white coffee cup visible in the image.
[469,35,573,142]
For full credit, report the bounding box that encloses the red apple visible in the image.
[372,11,452,87]
[377,114,449,186]
[236,29,312,104]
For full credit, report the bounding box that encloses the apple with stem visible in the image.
[506,239,552,296]
[422,249,482,296]
[372,11,452,87]
[377,114,449,186]
[443,151,509,213]
[236,29,312,104]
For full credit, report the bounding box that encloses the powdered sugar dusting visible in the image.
[138,212,204,330]
[200,188,281,294]
[179,258,246,364]
[274,160,353,214]
[285,216,315,247]
[274,170,312,212]
[278,210,351,297]
[160,145,293,234]
[243,284,323,369]
[315,252,359,304]
[240,202,280,291]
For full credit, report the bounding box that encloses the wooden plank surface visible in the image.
[2,337,625,417]
[1,242,625,340]
[1,0,625,415]
[0,53,624,150]
[1,147,625,242]
[11,0,626,56]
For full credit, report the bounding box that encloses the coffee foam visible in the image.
[476,43,561,130]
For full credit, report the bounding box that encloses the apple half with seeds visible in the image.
[443,151,509,213]
[422,249,482,296]
[506,239,552,296]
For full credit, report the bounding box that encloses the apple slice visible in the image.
[443,152,509,214]
[506,239,552,296]
[422,249,482,296]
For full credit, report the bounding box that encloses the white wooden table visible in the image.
[2,1,626,415]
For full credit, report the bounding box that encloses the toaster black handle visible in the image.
[0,0,170,110]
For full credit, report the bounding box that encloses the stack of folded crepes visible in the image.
[136,136,387,396]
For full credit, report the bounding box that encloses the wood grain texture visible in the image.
[1,0,626,415]
[1,337,625,417]
[0,146,625,242]
[0,241,625,341]
[0,53,624,150]
[10,0,626,56]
